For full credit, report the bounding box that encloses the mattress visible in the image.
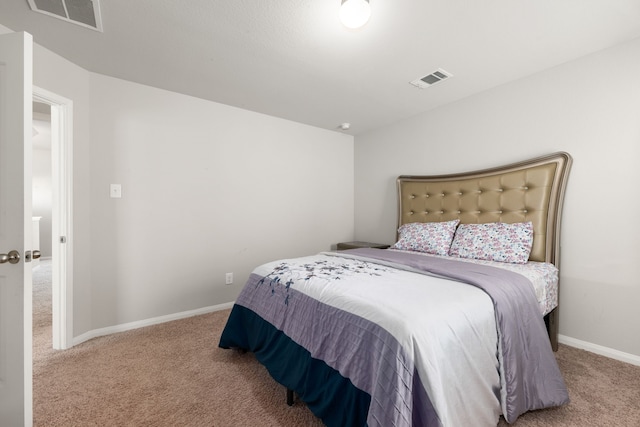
[387,248,559,315]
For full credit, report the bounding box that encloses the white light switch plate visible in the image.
[110,184,122,198]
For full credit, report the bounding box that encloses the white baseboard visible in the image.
[72,301,235,347]
[558,334,640,367]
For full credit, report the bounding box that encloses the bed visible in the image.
[219,152,572,426]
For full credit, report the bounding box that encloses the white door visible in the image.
[0,31,34,427]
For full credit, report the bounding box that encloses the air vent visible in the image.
[27,0,103,32]
[410,69,452,89]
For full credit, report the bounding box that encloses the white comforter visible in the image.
[252,252,502,426]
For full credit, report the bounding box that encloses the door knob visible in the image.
[0,250,21,264]
[32,250,41,259]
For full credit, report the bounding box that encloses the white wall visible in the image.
[9,20,638,358]
[88,74,354,328]
[355,37,640,358]
[7,23,355,337]
[32,116,52,258]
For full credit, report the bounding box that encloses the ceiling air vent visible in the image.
[410,69,452,89]
[27,0,103,32]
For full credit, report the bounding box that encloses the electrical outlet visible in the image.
[110,184,122,198]
[225,273,233,285]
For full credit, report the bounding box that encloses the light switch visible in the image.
[110,184,122,198]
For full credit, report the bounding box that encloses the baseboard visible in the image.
[558,334,640,367]
[72,301,235,347]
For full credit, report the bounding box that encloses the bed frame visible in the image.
[395,151,572,350]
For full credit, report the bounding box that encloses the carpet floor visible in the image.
[32,261,640,426]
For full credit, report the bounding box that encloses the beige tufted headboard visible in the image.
[397,152,572,265]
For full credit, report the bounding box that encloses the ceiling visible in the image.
[2,1,640,135]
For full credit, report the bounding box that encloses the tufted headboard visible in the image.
[397,152,572,265]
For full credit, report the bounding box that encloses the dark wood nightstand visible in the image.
[336,241,390,251]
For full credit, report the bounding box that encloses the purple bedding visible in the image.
[344,248,570,422]
[219,248,569,426]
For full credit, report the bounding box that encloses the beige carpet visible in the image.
[33,261,640,426]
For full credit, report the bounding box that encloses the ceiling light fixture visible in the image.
[339,0,371,29]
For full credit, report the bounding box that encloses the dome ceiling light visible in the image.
[339,0,371,29]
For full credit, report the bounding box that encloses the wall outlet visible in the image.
[110,184,122,198]
[225,272,233,285]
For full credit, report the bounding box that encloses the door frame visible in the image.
[33,86,73,350]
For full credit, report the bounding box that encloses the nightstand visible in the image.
[336,241,390,251]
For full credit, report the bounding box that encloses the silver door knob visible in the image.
[32,250,41,260]
[0,250,21,264]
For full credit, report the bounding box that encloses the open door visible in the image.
[0,31,34,426]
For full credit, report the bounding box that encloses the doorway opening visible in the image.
[32,101,53,355]
[32,86,73,350]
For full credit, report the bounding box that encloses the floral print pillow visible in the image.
[449,222,534,264]
[391,220,460,256]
